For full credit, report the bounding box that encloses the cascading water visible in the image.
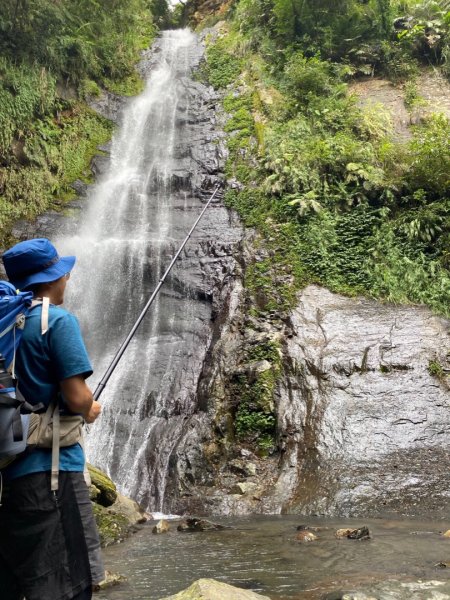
[55,29,232,511]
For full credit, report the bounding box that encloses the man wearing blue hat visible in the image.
[0,238,103,600]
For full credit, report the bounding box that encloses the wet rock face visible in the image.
[271,285,450,517]
[159,578,272,600]
[171,282,449,519]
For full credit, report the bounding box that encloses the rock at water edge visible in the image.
[177,518,227,532]
[296,531,318,542]
[153,519,170,534]
[159,578,271,599]
[87,464,117,507]
[108,491,147,525]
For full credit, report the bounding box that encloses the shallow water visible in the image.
[96,515,450,599]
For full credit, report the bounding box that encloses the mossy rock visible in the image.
[159,579,271,599]
[87,464,117,507]
[92,503,130,547]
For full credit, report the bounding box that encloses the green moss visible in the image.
[92,503,130,547]
[88,464,117,507]
[79,79,101,99]
[231,340,282,451]
[247,340,281,363]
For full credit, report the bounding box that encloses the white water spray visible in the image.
[56,29,211,510]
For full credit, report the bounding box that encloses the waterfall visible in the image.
[55,29,223,511]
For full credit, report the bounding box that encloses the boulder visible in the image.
[88,464,117,507]
[348,527,370,540]
[153,519,170,534]
[335,529,354,539]
[230,482,258,496]
[92,503,130,547]
[335,527,370,540]
[93,570,126,592]
[228,459,257,477]
[89,484,101,503]
[296,531,318,542]
[159,578,271,599]
[93,491,147,547]
[177,518,226,532]
[108,492,147,525]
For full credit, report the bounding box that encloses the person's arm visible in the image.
[60,375,101,424]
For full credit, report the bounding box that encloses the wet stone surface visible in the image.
[270,286,450,518]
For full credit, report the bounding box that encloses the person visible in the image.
[0,238,104,600]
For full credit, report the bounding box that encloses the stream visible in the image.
[96,515,450,599]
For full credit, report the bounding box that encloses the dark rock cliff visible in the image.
[167,265,450,519]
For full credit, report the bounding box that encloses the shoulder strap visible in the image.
[30,297,50,335]
[18,297,58,489]
[51,400,60,492]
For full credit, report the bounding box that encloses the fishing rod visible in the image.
[93,184,221,401]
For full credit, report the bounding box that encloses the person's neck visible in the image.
[34,293,62,306]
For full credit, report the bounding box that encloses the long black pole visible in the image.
[94,185,221,401]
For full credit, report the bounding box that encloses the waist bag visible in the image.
[0,287,84,490]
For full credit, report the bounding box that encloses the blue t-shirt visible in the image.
[4,304,93,479]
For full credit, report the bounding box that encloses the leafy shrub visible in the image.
[209,7,450,321]
[283,53,335,102]
[0,106,112,238]
[206,40,242,88]
[406,114,450,195]
[0,0,155,85]
[0,59,57,159]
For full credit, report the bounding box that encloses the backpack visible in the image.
[0,282,83,490]
[0,281,38,467]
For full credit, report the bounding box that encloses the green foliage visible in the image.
[205,39,242,88]
[206,18,450,317]
[0,58,57,159]
[381,41,421,81]
[0,0,159,243]
[149,0,170,27]
[247,340,281,363]
[428,359,444,378]
[283,53,336,102]
[370,225,450,312]
[103,71,145,97]
[233,348,280,450]
[0,0,156,85]
[79,79,101,100]
[222,93,259,184]
[403,79,426,110]
[407,114,450,195]
[235,403,276,437]
[0,106,112,239]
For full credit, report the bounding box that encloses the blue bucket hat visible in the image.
[2,238,75,291]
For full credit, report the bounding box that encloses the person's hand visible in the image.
[85,400,101,424]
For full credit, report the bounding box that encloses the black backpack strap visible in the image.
[0,386,45,443]
[15,384,44,414]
